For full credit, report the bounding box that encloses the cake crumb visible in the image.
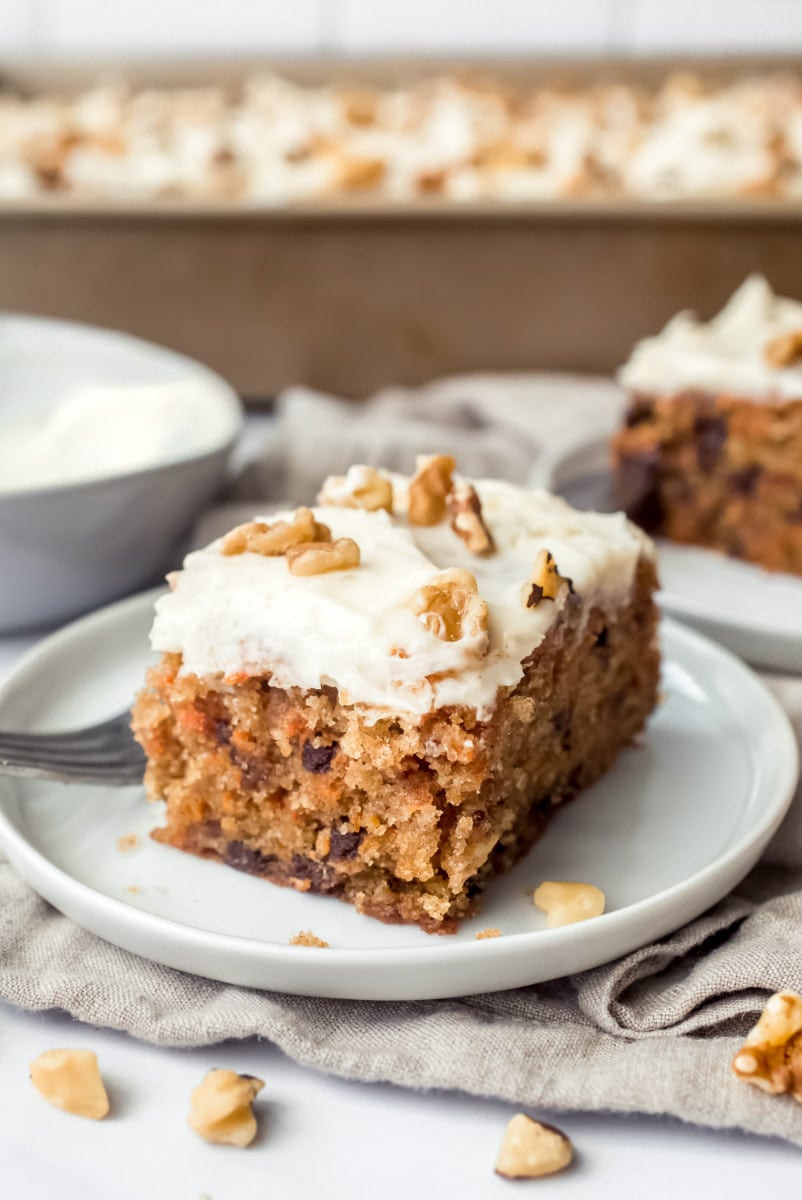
[290,931,329,948]
[476,927,501,940]
[126,885,140,894]
[117,833,138,853]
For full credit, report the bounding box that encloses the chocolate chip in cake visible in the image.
[289,854,342,894]
[327,828,365,861]
[694,414,728,473]
[224,840,276,876]
[230,748,268,790]
[729,465,762,496]
[615,450,664,532]
[213,718,232,746]
[302,740,338,773]
[624,396,655,428]
[595,626,609,648]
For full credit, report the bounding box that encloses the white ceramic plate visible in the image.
[0,590,796,1001]
[535,434,802,673]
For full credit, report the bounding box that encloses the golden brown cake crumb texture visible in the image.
[132,557,659,934]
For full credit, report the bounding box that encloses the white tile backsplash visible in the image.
[29,0,327,55]
[2,0,801,58]
[623,0,802,53]
[337,0,613,54]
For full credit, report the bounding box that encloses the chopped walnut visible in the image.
[318,464,393,513]
[286,537,361,576]
[476,927,501,940]
[412,568,489,645]
[495,1114,573,1179]
[524,549,571,609]
[290,930,330,948]
[732,990,802,1102]
[222,507,331,557]
[407,454,456,526]
[764,327,802,369]
[447,480,495,555]
[29,1049,110,1120]
[533,880,606,928]
[188,1069,265,1147]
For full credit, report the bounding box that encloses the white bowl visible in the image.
[0,314,242,632]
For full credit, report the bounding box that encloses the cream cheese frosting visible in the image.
[618,275,802,401]
[150,477,652,722]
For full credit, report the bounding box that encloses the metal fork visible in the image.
[0,710,146,786]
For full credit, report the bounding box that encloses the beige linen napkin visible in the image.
[2,373,801,1147]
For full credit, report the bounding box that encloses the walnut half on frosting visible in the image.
[318,464,393,513]
[222,507,330,557]
[523,549,571,609]
[412,567,489,647]
[407,454,456,526]
[448,480,495,555]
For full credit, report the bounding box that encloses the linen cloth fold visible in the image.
[2,373,801,1147]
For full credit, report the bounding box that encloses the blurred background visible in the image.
[2,0,802,58]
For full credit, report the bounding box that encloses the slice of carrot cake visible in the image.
[132,458,659,933]
[613,275,802,575]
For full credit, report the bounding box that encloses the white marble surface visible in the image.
[0,633,800,1195]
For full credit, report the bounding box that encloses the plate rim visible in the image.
[535,430,802,648]
[0,587,797,995]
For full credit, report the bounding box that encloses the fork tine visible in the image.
[0,753,144,782]
[0,745,144,772]
[0,729,138,758]
[0,714,134,750]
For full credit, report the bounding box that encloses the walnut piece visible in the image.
[524,549,571,609]
[29,1049,110,1120]
[495,1114,573,1179]
[475,927,501,940]
[447,480,495,555]
[407,454,456,526]
[533,880,606,928]
[290,930,330,948]
[222,507,331,557]
[764,327,802,369]
[412,567,489,645]
[318,464,393,513]
[188,1069,265,1147]
[286,537,361,576]
[732,990,802,1102]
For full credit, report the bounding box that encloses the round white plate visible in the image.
[535,434,802,673]
[0,590,796,1001]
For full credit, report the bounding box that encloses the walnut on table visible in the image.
[495,1114,573,1179]
[732,990,802,1102]
[29,1049,110,1120]
[188,1069,265,1147]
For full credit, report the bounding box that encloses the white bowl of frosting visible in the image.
[0,314,242,631]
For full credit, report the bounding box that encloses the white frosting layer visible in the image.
[619,276,802,401]
[150,479,652,722]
